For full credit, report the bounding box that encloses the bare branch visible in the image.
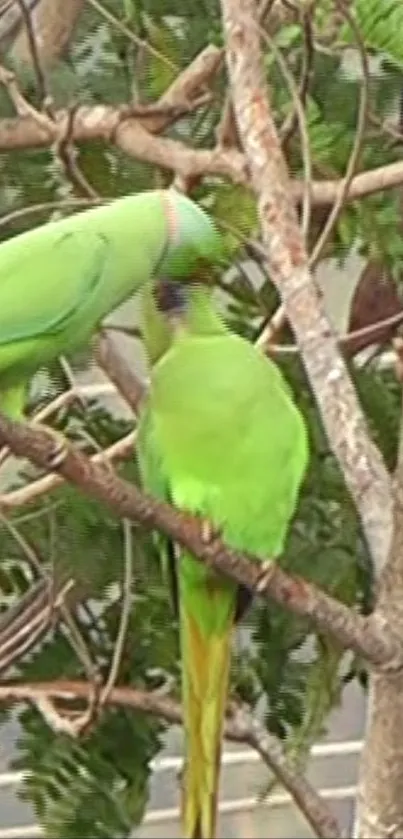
[237,708,343,839]
[94,331,146,414]
[297,161,403,206]
[11,0,84,68]
[14,0,51,106]
[1,430,135,508]
[3,99,403,205]
[86,0,178,74]
[0,414,398,669]
[0,40,229,193]
[100,518,133,705]
[221,0,393,574]
[0,577,72,677]
[260,26,312,240]
[308,0,369,269]
[0,678,342,838]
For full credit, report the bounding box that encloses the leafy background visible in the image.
[0,0,402,835]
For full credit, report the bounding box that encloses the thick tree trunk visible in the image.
[355,439,403,837]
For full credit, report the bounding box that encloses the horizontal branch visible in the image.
[294,160,403,206]
[1,106,403,205]
[0,412,399,669]
[0,42,223,145]
[0,678,342,838]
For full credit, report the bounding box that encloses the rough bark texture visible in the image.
[0,410,400,672]
[354,493,403,838]
[220,0,392,575]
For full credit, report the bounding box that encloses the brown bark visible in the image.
[220,0,392,574]
[11,0,84,67]
[0,410,400,670]
[347,262,403,356]
[354,491,403,838]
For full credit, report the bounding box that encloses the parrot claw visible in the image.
[256,560,275,594]
[200,517,221,545]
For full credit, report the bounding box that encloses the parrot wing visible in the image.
[0,229,109,345]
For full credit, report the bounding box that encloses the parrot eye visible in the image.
[154,278,186,314]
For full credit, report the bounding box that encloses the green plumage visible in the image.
[0,189,221,418]
[138,278,309,838]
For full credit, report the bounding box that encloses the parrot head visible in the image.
[157,189,224,281]
[142,191,225,365]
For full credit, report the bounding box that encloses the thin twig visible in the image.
[0,197,102,229]
[53,104,99,199]
[0,512,98,685]
[260,25,312,239]
[309,0,369,269]
[0,578,73,677]
[260,0,370,346]
[281,6,314,147]
[0,61,52,128]
[101,518,133,704]
[86,0,179,73]
[259,305,403,357]
[14,0,50,108]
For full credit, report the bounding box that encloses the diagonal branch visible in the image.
[0,678,342,838]
[10,0,84,68]
[0,577,72,677]
[94,331,146,414]
[0,413,399,670]
[220,0,392,575]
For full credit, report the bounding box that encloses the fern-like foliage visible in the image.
[341,0,403,68]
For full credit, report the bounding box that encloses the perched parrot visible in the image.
[0,189,220,420]
[137,242,309,838]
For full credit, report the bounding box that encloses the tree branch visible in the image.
[0,413,399,669]
[3,102,403,205]
[0,577,71,676]
[0,677,342,838]
[11,0,84,67]
[1,429,135,507]
[220,0,393,576]
[94,331,146,414]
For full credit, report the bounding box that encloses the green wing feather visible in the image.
[0,231,109,346]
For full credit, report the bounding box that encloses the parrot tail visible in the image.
[180,583,235,839]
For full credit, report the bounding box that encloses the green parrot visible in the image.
[0,189,221,420]
[137,265,309,837]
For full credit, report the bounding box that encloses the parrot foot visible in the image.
[200,517,221,545]
[256,560,275,594]
[29,423,69,471]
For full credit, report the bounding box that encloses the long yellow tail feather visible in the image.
[180,602,233,839]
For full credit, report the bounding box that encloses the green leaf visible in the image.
[340,0,403,68]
